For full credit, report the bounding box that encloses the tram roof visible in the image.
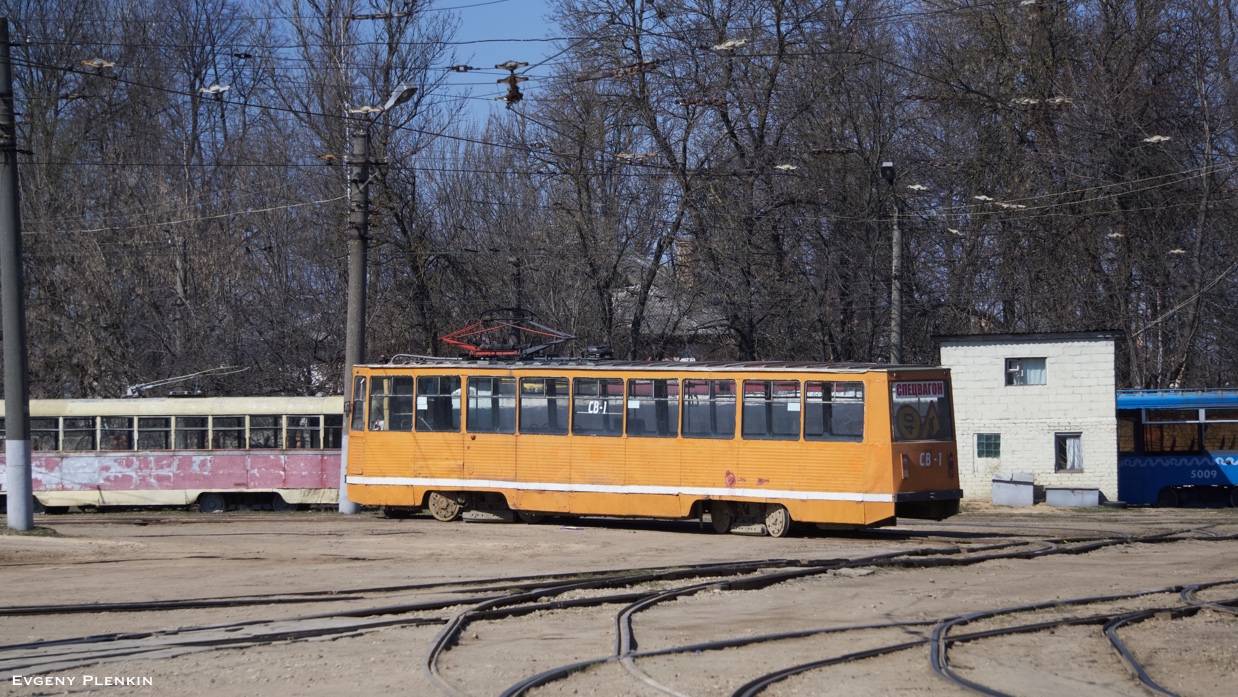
[360,358,944,374]
[1,395,345,418]
[1117,389,1238,410]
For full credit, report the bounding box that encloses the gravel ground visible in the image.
[1,505,1235,696]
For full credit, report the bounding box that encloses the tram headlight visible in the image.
[901,454,911,480]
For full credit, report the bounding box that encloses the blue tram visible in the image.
[1117,389,1238,506]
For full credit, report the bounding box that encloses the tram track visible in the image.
[5,519,1235,694]
[462,527,1228,697]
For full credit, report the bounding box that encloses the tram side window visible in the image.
[519,377,569,434]
[138,417,171,450]
[370,376,415,431]
[324,414,343,448]
[31,418,59,451]
[349,376,367,432]
[1116,410,1139,454]
[572,378,624,436]
[287,415,321,448]
[742,380,802,440]
[805,381,865,442]
[682,379,736,439]
[63,417,98,451]
[627,379,679,438]
[1143,409,1200,453]
[101,417,133,450]
[417,375,461,432]
[1204,411,1238,450]
[212,416,245,449]
[249,416,282,448]
[468,377,517,434]
[175,417,208,449]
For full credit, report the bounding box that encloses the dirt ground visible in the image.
[1,504,1236,696]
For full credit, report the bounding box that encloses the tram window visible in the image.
[519,377,569,434]
[742,380,801,440]
[468,377,516,434]
[1146,409,1200,422]
[1205,408,1238,422]
[804,381,864,442]
[63,417,98,451]
[1204,421,1238,450]
[0,416,5,441]
[572,378,624,436]
[370,376,414,431]
[31,418,60,451]
[416,376,462,432]
[324,414,343,448]
[175,417,208,449]
[1142,423,1200,453]
[1117,411,1139,454]
[626,379,679,438]
[30,418,59,451]
[682,379,736,439]
[101,416,134,450]
[249,415,282,448]
[211,416,245,449]
[349,376,367,432]
[138,417,171,450]
[287,415,321,448]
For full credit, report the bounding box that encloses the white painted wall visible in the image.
[940,336,1118,502]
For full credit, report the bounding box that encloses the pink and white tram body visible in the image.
[0,397,343,512]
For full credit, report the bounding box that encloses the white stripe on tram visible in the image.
[346,476,895,503]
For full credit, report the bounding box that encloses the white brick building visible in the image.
[937,332,1120,502]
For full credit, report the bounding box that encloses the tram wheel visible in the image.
[428,492,462,522]
[198,493,227,514]
[711,502,733,534]
[516,511,545,524]
[764,504,792,538]
[271,494,297,512]
[1230,487,1238,508]
[1155,487,1180,508]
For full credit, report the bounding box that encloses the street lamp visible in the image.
[338,84,416,515]
[881,161,902,365]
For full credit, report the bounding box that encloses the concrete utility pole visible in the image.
[0,17,33,530]
[881,161,902,365]
[337,126,370,515]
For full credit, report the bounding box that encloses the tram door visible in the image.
[463,376,517,483]
[411,375,464,480]
[515,376,570,513]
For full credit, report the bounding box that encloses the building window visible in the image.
[1005,357,1046,386]
[1055,433,1083,472]
[976,433,1001,458]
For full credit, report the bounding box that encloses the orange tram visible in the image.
[344,358,961,536]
